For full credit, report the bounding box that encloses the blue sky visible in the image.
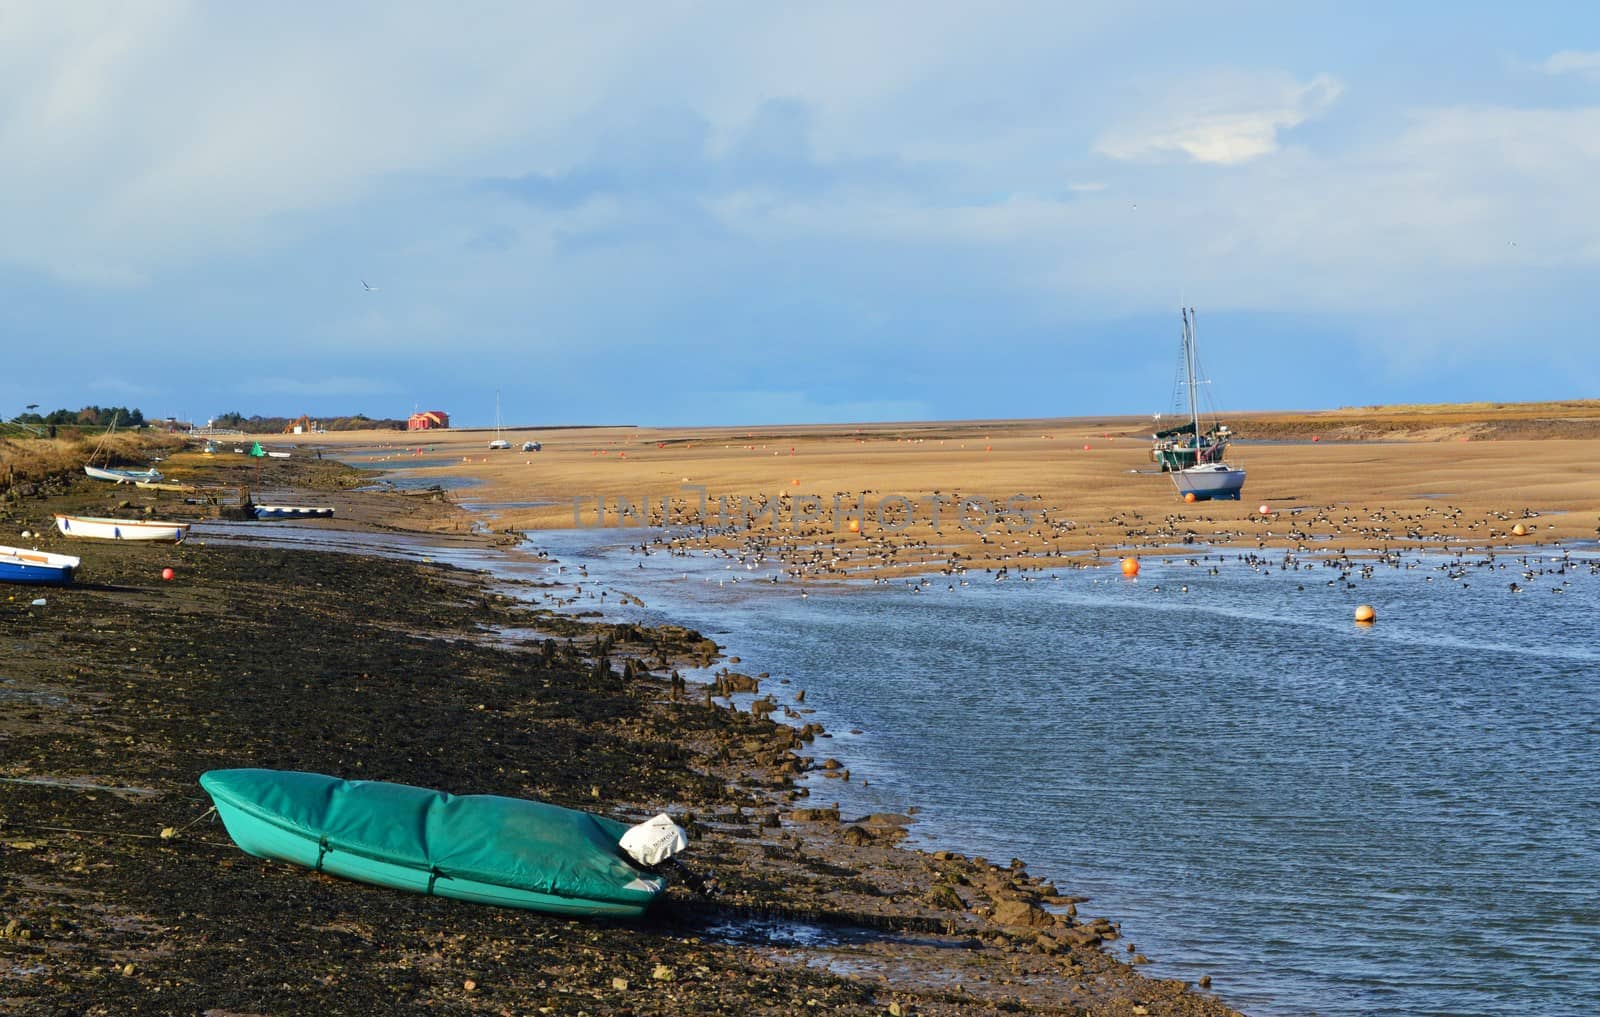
[4,3,1598,427]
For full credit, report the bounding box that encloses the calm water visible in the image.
[520,530,1600,1017]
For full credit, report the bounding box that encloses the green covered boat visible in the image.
[199,769,669,917]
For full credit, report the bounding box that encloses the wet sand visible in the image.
[308,407,1600,579]
[1,454,1242,1015]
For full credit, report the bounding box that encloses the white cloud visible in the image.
[1541,50,1600,79]
[1093,71,1343,165]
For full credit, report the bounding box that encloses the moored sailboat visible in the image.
[488,390,511,450]
[1161,307,1245,501]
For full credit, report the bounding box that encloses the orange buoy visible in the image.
[161,567,175,581]
[847,519,860,533]
[1258,504,1271,515]
[1183,492,1196,503]
[1120,557,1140,577]
[1354,604,1376,624]
[1512,523,1527,536]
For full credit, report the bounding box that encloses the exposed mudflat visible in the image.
[1,460,1241,1016]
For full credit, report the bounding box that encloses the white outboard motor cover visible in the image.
[620,813,688,866]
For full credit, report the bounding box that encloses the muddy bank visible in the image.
[1,464,1244,1015]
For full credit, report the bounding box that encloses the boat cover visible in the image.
[200,769,666,915]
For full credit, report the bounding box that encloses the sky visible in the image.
[4,2,1599,428]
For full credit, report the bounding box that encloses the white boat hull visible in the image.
[54,514,190,542]
[1173,463,1246,500]
[85,464,162,484]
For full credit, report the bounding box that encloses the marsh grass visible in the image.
[1,431,184,488]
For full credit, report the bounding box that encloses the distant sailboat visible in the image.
[488,391,511,450]
[1164,308,1245,501]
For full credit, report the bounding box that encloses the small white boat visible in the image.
[54,513,190,543]
[521,440,542,452]
[83,414,162,483]
[488,390,511,449]
[266,451,291,459]
[85,464,163,484]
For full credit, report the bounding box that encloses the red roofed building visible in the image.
[407,410,450,431]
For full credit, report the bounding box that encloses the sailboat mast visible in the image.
[1183,308,1201,438]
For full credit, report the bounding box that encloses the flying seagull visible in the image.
[361,279,379,292]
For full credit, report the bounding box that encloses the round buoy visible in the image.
[1512,523,1527,536]
[1120,557,1140,577]
[1183,492,1196,503]
[847,519,860,533]
[161,567,175,581]
[1354,604,1376,624]
[1258,504,1271,516]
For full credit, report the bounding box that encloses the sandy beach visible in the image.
[311,402,1600,579]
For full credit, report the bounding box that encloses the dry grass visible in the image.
[1,431,184,489]
[1239,399,1600,441]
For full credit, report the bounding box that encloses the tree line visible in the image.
[10,405,146,428]
[208,412,408,432]
[6,407,408,435]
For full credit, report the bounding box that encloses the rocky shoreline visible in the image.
[1,451,1245,1015]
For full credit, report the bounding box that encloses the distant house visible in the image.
[407,410,450,431]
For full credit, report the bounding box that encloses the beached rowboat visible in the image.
[200,769,676,917]
[252,505,335,520]
[85,464,163,484]
[54,513,190,543]
[0,545,80,585]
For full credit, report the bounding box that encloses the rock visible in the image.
[789,806,840,823]
[990,898,1052,928]
[612,977,629,991]
[651,964,675,982]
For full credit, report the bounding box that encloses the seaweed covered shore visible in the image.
[1,452,1245,1015]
